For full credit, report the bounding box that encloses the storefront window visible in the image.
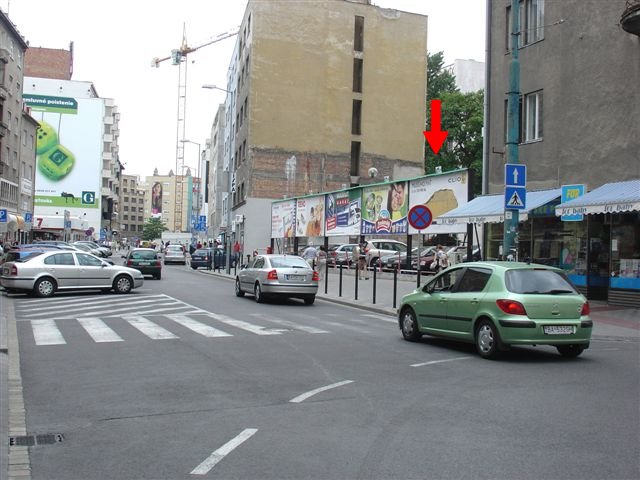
[611,212,640,290]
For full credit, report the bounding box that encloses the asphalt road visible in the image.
[7,263,640,480]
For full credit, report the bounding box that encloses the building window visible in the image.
[350,141,361,177]
[352,100,362,135]
[523,91,543,142]
[525,0,544,44]
[353,58,363,93]
[354,16,364,52]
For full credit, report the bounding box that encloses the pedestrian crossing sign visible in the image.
[504,186,526,210]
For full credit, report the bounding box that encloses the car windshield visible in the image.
[131,250,156,260]
[167,246,183,252]
[505,269,578,294]
[269,256,309,269]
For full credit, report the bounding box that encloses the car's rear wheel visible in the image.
[113,275,133,294]
[191,265,197,270]
[235,278,244,297]
[557,344,585,358]
[155,273,162,280]
[254,283,265,303]
[400,308,422,341]
[303,295,315,305]
[33,277,56,298]
[475,319,502,359]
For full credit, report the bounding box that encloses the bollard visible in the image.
[417,263,421,288]
[393,268,398,309]
[339,263,343,297]
[355,263,359,301]
[324,262,328,294]
[372,264,377,304]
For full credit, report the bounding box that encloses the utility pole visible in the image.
[503,0,521,259]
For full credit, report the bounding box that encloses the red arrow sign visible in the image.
[423,99,448,155]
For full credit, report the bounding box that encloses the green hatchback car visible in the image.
[123,248,162,280]
[398,262,592,359]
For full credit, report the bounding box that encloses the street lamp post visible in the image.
[180,139,202,236]
[202,83,234,273]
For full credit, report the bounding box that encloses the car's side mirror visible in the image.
[121,255,126,258]
[240,264,248,270]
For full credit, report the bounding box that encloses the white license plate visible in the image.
[543,325,575,335]
[138,262,151,266]
[286,274,305,281]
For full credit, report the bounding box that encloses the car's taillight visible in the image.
[312,270,320,281]
[496,299,527,315]
[267,269,278,280]
[156,260,162,267]
[10,265,17,276]
[127,259,133,266]
[580,302,590,316]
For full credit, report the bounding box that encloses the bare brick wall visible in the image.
[247,147,422,199]
[25,48,72,80]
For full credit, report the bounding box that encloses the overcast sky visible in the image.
[4,0,486,179]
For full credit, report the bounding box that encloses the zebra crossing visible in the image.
[14,294,394,347]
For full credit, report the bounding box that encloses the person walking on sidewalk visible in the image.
[432,244,449,274]
[316,246,327,280]
[357,243,369,280]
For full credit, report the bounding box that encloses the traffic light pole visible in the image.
[503,0,521,259]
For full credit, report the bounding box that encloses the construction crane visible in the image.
[152,25,238,233]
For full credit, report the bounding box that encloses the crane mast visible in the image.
[152,26,238,233]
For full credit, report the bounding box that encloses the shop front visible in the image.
[556,179,640,307]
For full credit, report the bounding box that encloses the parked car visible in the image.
[123,248,162,279]
[164,244,186,265]
[72,241,105,257]
[0,250,144,297]
[190,248,226,270]
[398,261,592,359]
[329,243,358,267]
[235,254,319,305]
[76,240,112,257]
[362,239,407,267]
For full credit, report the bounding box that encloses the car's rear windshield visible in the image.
[131,250,157,260]
[269,257,309,269]
[8,252,44,262]
[505,269,578,294]
[194,249,211,255]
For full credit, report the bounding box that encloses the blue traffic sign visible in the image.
[408,205,433,230]
[24,212,33,223]
[505,186,527,210]
[505,164,527,187]
[0,209,7,223]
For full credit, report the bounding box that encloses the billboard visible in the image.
[325,189,361,237]
[26,94,103,234]
[295,195,325,237]
[408,170,468,234]
[271,199,296,238]
[361,181,408,234]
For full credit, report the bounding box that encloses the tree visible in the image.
[142,217,168,241]
[425,51,484,195]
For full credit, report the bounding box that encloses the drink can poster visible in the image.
[408,170,468,234]
[295,195,325,237]
[361,181,408,234]
[325,189,361,236]
[271,199,296,238]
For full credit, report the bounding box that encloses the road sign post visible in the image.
[408,205,433,286]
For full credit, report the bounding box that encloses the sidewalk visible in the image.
[200,265,640,339]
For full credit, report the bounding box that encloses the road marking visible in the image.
[166,314,232,337]
[191,428,258,475]
[289,380,353,403]
[16,294,166,308]
[20,297,171,318]
[361,313,397,324]
[77,317,123,343]
[31,319,66,345]
[203,312,282,335]
[249,314,329,334]
[123,315,179,339]
[410,356,472,367]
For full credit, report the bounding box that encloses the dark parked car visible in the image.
[123,248,162,279]
[190,248,226,270]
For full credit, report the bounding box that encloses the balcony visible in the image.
[621,0,640,35]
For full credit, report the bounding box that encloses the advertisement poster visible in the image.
[151,181,163,217]
[271,200,296,238]
[295,195,325,237]
[408,170,469,234]
[325,189,361,237]
[361,181,408,234]
[25,94,103,234]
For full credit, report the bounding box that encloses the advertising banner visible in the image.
[325,189,361,237]
[408,170,469,234]
[26,95,104,235]
[361,181,408,234]
[295,195,325,237]
[271,200,296,238]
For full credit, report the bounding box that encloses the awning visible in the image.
[4,214,25,232]
[555,179,640,216]
[437,188,561,225]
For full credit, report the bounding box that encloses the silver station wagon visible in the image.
[1,250,144,297]
[235,254,319,305]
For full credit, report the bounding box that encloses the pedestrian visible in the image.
[233,241,241,267]
[431,244,449,274]
[356,243,369,280]
[316,245,327,280]
[206,249,212,270]
[302,244,318,269]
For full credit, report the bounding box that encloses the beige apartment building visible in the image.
[119,174,146,243]
[219,0,428,254]
[144,169,198,236]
